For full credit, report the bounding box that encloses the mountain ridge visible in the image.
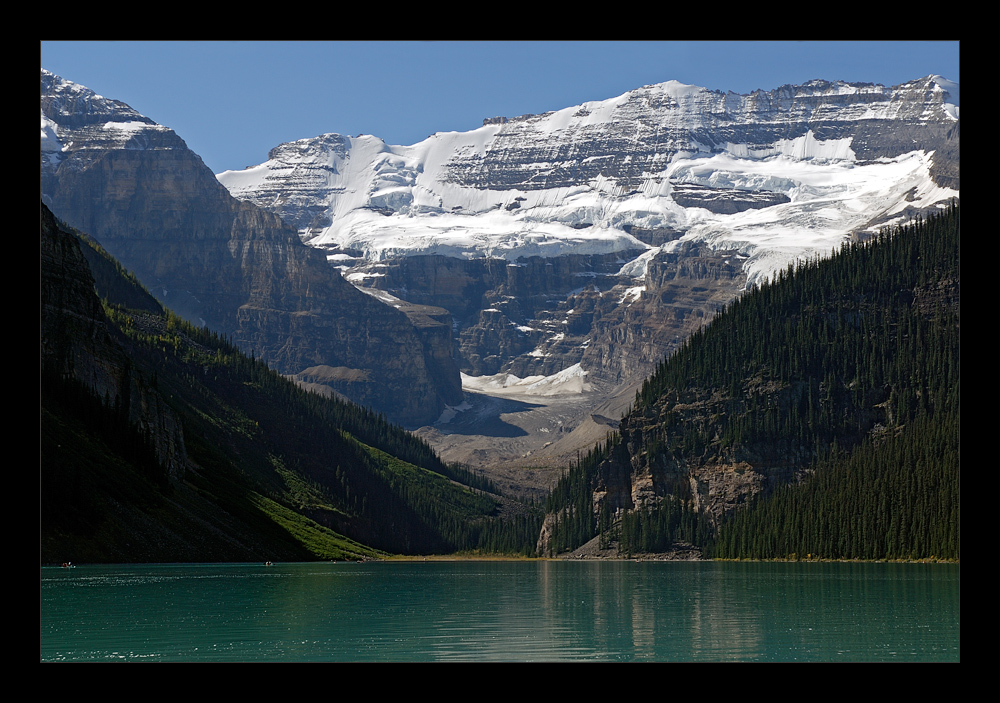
[41,68,461,427]
[41,67,960,484]
[219,74,958,277]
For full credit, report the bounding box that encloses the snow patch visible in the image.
[435,400,473,424]
[619,286,645,304]
[719,131,856,163]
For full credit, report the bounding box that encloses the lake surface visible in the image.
[40,560,959,662]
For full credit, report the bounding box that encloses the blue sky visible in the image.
[40,41,960,175]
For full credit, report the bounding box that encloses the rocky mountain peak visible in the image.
[41,69,188,178]
[40,69,462,427]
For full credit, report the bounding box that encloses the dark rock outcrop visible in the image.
[669,183,791,214]
[41,203,187,477]
[596,388,806,529]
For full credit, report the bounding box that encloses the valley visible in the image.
[349,243,747,494]
[416,372,627,501]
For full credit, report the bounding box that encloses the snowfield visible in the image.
[217,77,959,290]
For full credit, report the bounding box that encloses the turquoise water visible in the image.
[40,561,959,662]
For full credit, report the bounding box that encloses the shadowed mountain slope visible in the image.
[41,203,539,562]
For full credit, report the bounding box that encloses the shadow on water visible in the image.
[434,391,543,437]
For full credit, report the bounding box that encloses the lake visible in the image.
[40,560,959,662]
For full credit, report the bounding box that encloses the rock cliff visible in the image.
[595,387,806,530]
[344,242,745,401]
[40,69,461,427]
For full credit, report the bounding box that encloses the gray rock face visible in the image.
[349,243,745,396]
[669,183,790,214]
[583,243,747,386]
[40,69,461,427]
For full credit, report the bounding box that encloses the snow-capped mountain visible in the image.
[216,75,958,472]
[219,76,958,289]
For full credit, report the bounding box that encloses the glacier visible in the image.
[218,76,959,290]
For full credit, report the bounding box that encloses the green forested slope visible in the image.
[713,409,959,559]
[545,202,959,559]
[41,205,541,562]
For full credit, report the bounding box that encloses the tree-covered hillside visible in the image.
[543,202,959,560]
[41,204,541,562]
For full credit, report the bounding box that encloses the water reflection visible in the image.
[41,561,959,662]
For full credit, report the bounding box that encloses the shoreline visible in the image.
[42,555,960,567]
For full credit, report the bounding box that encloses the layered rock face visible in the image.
[580,243,746,386]
[40,69,461,427]
[350,243,744,388]
[445,77,960,192]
